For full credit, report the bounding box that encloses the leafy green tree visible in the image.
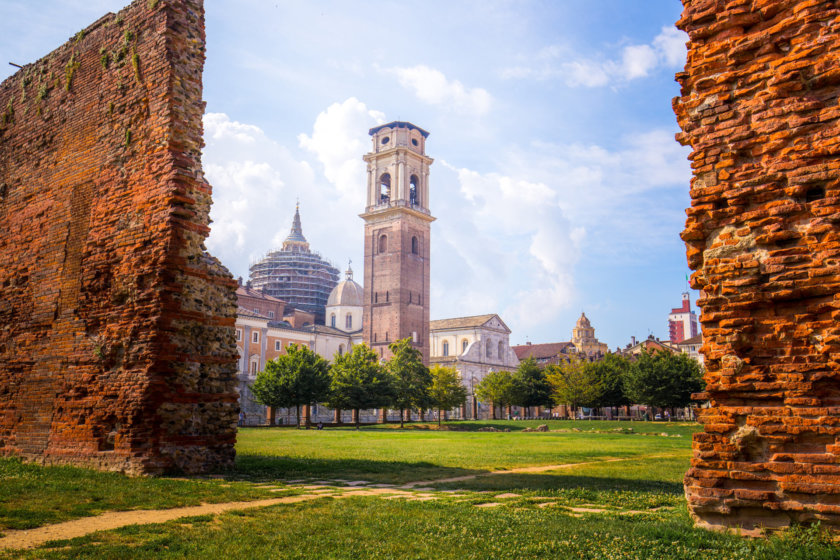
[545,358,601,416]
[475,370,516,420]
[251,343,330,427]
[624,350,704,413]
[428,365,468,426]
[587,353,631,410]
[327,343,394,428]
[510,357,553,417]
[386,338,432,427]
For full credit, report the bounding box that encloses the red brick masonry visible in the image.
[677,0,840,533]
[0,0,238,474]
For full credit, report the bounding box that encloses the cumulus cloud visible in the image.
[388,65,492,115]
[502,26,687,87]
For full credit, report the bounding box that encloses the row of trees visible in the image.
[476,351,704,418]
[251,339,467,428]
[251,339,704,427]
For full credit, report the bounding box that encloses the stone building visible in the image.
[248,204,340,324]
[571,312,609,357]
[429,314,520,419]
[361,121,434,363]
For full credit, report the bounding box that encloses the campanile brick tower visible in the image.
[361,122,434,363]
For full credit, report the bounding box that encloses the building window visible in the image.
[386,291,389,302]
[331,313,336,328]
[288,341,294,348]
[345,314,352,330]
[275,341,281,351]
[252,331,259,343]
[498,341,504,358]
[236,329,242,342]
[462,339,469,352]
[250,357,259,375]
[409,175,419,206]
[443,341,449,357]
[379,234,387,253]
[268,311,274,319]
[411,236,419,255]
[379,173,391,204]
[486,340,492,358]
[254,308,259,314]
[338,344,345,356]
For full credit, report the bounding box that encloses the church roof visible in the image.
[369,121,430,138]
[327,266,364,307]
[576,312,592,328]
[430,314,506,331]
[512,342,575,361]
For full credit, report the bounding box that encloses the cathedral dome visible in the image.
[327,266,364,307]
[576,312,591,328]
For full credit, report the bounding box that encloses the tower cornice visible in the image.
[363,148,434,166]
[359,204,436,224]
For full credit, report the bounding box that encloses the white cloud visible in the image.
[502,25,687,87]
[389,65,492,115]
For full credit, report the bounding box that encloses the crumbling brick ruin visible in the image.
[0,0,238,474]
[677,0,840,534]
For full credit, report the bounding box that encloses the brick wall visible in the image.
[677,0,840,534]
[0,0,238,475]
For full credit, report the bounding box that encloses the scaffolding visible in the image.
[248,205,340,324]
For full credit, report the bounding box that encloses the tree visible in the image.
[624,350,704,413]
[545,358,601,417]
[510,357,553,417]
[327,343,394,428]
[251,343,331,427]
[428,365,468,426]
[386,338,432,427]
[475,370,516,420]
[587,353,631,410]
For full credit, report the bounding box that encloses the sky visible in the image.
[0,0,698,350]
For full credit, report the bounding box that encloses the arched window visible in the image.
[443,341,449,357]
[411,236,419,255]
[379,173,391,204]
[330,313,336,328]
[498,341,504,358]
[249,356,260,375]
[486,340,492,358]
[345,314,352,330]
[462,339,469,352]
[338,344,345,356]
[409,175,419,206]
[379,234,387,253]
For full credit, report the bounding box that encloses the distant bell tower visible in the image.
[361,121,434,363]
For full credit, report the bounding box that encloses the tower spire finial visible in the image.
[282,201,309,252]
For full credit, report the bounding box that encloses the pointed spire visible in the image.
[282,201,310,252]
[345,259,353,281]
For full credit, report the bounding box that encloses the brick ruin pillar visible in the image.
[0,0,238,475]
[676,0,840,534]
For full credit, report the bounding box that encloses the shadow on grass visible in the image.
[430,472,686,495]
[228,453,488,484]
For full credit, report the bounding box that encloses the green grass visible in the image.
[0,458,276,532]
[2,421,838,559]
[5,498,838,560]
[233,421,694,484]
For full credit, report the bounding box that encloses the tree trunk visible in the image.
[267,406,275,426]
[400,408,405,428]
[506,405,512,419]
[334,408,342,425]
[491,403,497,420]
[420,409,426,422]
[353,408,360,428]
[438,408,443,426]
[303,404,311,428]
[295,404,301,428]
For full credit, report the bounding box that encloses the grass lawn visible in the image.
[2,420,839,559]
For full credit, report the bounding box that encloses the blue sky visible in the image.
[0,0,698,349]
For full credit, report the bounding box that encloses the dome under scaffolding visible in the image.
[248,204,340,324]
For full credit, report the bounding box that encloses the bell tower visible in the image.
[361,121,434,362]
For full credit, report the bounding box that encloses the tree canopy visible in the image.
[624,350,704,410]
[545,358,600,413]
[475,370,516,419]
[586,353,631,409]
[428,365,467,426]
[510,357,553,413]
[250,343,330,427]
[327,343,394,427]
[386,338,432,427]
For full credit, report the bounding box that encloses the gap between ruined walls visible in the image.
[677,0,840,536]
[0,0,238,475]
